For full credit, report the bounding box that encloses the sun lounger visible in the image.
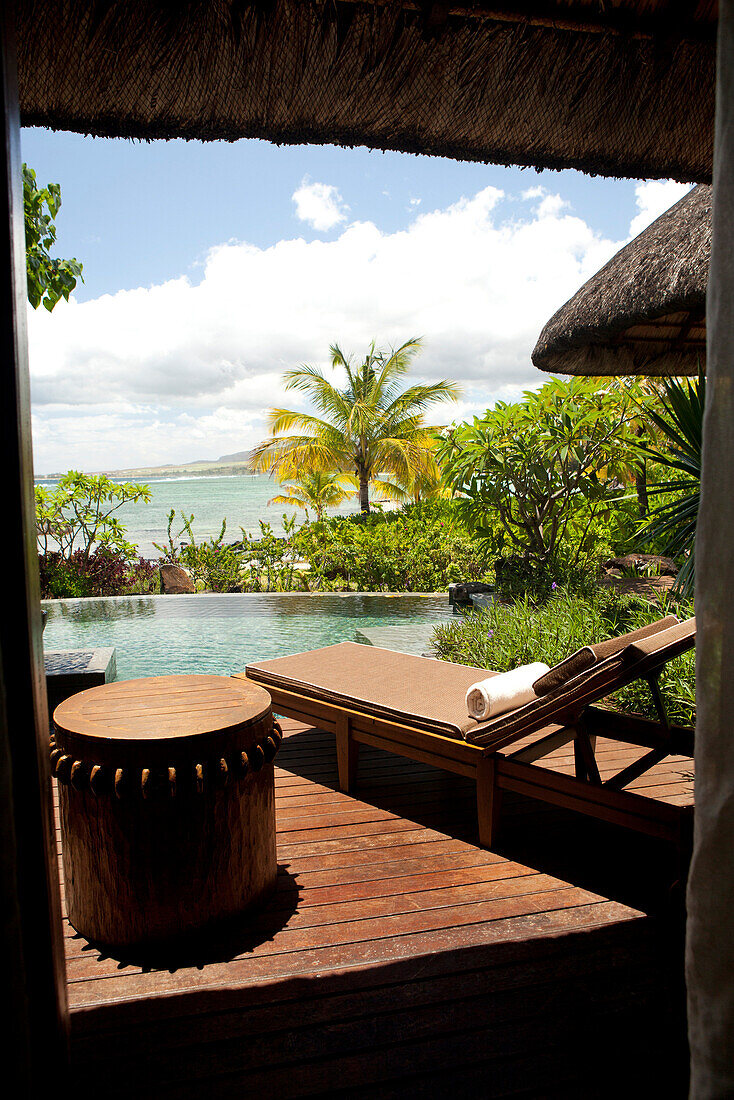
[240,615,695,848]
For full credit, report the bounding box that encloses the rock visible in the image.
[449,581,494,606]
[604,553,678,577]
[159,564,195,594]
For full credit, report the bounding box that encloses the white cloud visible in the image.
[629,180,693,238]
[292,179,348,231]
[32,405,271,474]
[536,193,569,218]
[29,184,622,472]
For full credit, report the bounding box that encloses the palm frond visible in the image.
[637,372,703,596]
[254,339,458,511]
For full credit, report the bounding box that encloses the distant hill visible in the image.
[217,449,253,464]
[37,452,257,480]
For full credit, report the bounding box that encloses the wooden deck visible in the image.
[58,718,693,1098]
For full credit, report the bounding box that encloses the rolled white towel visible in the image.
[465,662,550,721]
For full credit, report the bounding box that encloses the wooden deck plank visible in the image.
[57,716,691,1097]
[65,900,636,1007]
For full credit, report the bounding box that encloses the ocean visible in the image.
[35,472,362,558]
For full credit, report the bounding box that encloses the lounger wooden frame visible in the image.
[234,674,694,850]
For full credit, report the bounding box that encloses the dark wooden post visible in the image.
[687,0,734,1091]
[0,10,69,1093]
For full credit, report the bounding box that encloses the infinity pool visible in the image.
[42,593,453,681]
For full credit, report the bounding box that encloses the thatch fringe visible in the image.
[532,185,711,377]
[15,0,714,181]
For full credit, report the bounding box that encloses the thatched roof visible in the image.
[532,184,711,377]
[16,1,716,182]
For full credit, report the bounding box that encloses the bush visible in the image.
[479,496,641,600]
[154,511,303,592]
[36,471,151,560]
[438,378,643,570]
[430,589,695,726]
[39,550,158,599]
[295,501,489,591]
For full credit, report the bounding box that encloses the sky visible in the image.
[21,128,692,474]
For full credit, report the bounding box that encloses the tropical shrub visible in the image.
[154,511,303,592]
[438,378,643,588]
[489,501,640,599]
[36,471,151,562]
[430,589,695,725]
[39,550,157,599]
[37,471,154,598]
[243,518,302,591]
[155,512,245,592]
[295,502,489,591]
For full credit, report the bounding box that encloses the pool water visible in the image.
[42,593,453,681]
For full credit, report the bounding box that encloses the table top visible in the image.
[53,674,271,743]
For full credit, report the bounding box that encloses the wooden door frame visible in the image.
[0,3,730,1094]
[0,9,69,1093]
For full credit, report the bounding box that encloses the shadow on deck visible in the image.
[61,718,691,1098]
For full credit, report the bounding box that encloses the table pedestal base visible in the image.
[59,762,277,950]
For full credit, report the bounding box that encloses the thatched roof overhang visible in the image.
[15,0,716,183]
[532,183,711,376]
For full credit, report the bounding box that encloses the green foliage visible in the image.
[438,378,643,576]
[295,501,489,591]
[36,471,151,563]
[243,518,302,592]
[638,373,704,596]
[23,164,83,311]
[155,502,482,593]
[431,589,695,726]
[39,550,157,599]
[154,512,244,592]
[488,502,640,600]
[252,338,459,512]
[154,510,303,592]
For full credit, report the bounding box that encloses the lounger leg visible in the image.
[336,714,359,792]
[573,726,587,781]
[574,725,600,784]
[476,756,502,848]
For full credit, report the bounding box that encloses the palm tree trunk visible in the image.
[358,468,370,513]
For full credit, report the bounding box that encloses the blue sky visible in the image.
[21,128,691,473]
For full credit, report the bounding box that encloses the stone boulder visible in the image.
[604,553,678,577]
[449,581,494,606]
[159,564,195,594]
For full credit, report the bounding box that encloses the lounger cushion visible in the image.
[246,615,696,751]
[532,648,596,696]
[590,616,679,661]
[247,643,495,740]
[532,616,680,696]
[623,617,696,661]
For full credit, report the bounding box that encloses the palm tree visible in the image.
[393,444,451,504]
[252,339,460,512]
[268,471,356,521]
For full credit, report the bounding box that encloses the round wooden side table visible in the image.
[51,674,281,950]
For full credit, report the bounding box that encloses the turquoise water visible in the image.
[35,472,361,557]
[42,593,453,681]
